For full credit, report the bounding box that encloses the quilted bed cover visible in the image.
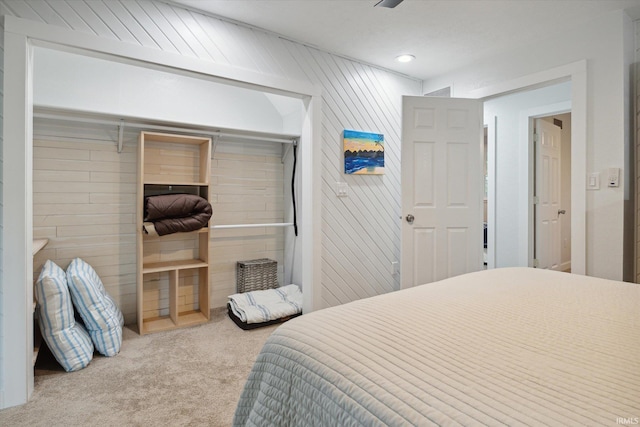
[233,267,640,426]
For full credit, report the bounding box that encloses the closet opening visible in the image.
[31,43,312,319]
[32,103,303,327]
[0,13,320,407]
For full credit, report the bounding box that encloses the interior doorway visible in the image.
[482,80,573,271]
[533,113,572,272]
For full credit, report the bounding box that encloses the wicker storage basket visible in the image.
[236,258,278,293]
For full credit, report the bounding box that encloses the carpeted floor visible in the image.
[0,310,278,427]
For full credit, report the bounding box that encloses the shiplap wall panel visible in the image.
[304,48,400,303]
[84,1,139,45]
[32,121,139,324]
[62,1,119,41]
[179,9,228,64]
[37,0,95,34]
[321,186,390,297]
[19,0,67,28]
[270,37,310,82]
[2,0,422,317]
[158,4,211,60]
[177,6,244,65]
[210,142,285,307]
[2,0,41,22]
[200,17,259,71]
[103,1,158,48]
[243,27,283,77]
[137,1,197,57]
[119,1,176,53]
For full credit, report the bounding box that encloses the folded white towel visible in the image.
[228,284,302,324]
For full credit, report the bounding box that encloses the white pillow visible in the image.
[66,258,124,357]
[35,260,93,372]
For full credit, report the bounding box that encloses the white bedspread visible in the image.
[228,284,302,324]
[234,267,640,426]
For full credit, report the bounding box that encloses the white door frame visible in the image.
[486,116,496,269]
[2,16,322,408]
[522,102,572,268]
[470,61,587,276]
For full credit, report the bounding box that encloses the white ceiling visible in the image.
[169,0,640,81]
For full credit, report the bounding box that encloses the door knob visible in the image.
[406,214,415,224]
[558,209,566,215]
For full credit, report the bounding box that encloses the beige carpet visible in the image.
[0,311,278,427]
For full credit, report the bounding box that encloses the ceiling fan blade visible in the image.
[374,0,404,8]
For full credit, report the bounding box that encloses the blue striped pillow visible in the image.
[66,258,124,357]
[35,260,93,372]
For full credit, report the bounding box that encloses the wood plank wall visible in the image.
[32,121,139,323]
[210,141,285,305]
[32,120,286,323]
[2,0,422,314]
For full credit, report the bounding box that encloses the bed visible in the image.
[233,267,640,426]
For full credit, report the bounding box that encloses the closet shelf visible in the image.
[32,239,49,314]
[211,223,294,229]
[143,228,208,239]
[33,238,49,255]
[144,180,209,187]
[142,310,209,334]
[34,109,299,147]
[142,259,208,274]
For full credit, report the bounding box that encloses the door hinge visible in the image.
[533,196,539,205]
[533,259,539,268]
[533,133,539,143]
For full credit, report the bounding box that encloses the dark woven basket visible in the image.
[236,258,278,293]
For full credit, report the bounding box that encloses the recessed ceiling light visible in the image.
[395,54,415,63]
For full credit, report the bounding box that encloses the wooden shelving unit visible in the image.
[137,131,211,335]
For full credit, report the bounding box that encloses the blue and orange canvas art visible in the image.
[343,129,384,175]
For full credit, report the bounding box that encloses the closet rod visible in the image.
[33,112,297,144]
[211,223,294,229]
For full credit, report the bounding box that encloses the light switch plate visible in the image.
[336,182,348,197]
[587,172,600,190]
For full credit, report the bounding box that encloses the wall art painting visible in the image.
[343,129,384,175]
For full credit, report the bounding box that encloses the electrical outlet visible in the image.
[391,261,399,276]
[607,167,620,187]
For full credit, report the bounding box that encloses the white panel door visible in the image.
[535,119,562,270]
[401,96,483,289]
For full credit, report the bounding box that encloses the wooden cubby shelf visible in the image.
[143,181,210,186]
[142,259,208,274]
[137,131,212,335]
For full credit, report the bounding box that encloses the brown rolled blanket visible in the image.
[143,194,212,236]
